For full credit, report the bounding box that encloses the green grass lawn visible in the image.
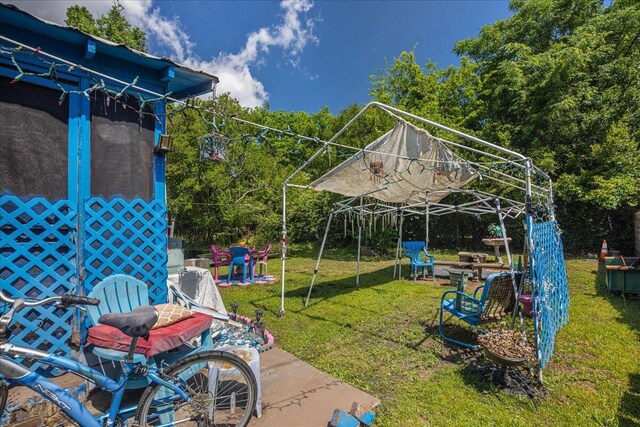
[218,248,640,426]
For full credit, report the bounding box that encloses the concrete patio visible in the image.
[254,348,380,426]
[2,347,379,426]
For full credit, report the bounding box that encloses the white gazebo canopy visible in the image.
[309,120,478,205]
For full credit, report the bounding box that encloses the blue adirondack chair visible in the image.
[228,246,255,284]
[402,241,435,282]
[86,274,213,388]
[439,271,521,349]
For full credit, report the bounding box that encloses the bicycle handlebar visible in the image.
[0,291,100,338]
[60,295,100,307]
[0,291,100,307]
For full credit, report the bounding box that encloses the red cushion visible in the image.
[87,312,212,357]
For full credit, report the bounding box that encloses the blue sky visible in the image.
[13,0,512,113]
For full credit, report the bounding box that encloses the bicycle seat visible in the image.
[98,306,158,338]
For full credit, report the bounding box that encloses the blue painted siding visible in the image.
[0,30,188,362]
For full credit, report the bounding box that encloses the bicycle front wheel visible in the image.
[135,350,257,427]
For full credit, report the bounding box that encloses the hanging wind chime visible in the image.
[198,133,229,162]
[198,88,229,163]
[198,132,229,162]
[367,150,384,185]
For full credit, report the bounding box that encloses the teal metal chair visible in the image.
[402,241,435,282]
[439,271,520,349]
[86,274,213,388]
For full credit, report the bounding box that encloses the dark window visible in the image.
[0,77,69,199]
[90,91,155,201]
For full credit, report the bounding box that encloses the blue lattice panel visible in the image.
[530,220,570,369]
[0,195,77,362]
[83,198,168,305]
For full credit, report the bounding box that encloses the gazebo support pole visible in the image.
[548,178,556,222]
[496,198,522,330]
[496,199,513,268]
[393,233,401,278]
[279,145,328,317]
[425,196,430,279]
[397,213,404,279]
[356,198,363,287]
[425,199,430,248]
[280,184,287,317]
[305,212,333,307]
[524,159,543,383]
[393,211,401,278]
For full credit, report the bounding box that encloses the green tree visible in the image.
[454,0,640,254]
[370,0,640,254]
[65,4,146,52]
[96,5,146,51]
[166,94,339,250]
[64,5,100,36]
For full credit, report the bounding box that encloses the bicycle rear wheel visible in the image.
[135,350,257,427]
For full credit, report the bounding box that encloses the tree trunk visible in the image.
[635,210,640,257]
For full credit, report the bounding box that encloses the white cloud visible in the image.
[119,0,195,63]
[137,0,318,107]
[10,0,318,107]
[8,0,113,25]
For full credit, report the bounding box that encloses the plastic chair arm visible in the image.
[419,248,434,264]
[440,290,481,305]
[440,290,483,316]
[215,253,231,263]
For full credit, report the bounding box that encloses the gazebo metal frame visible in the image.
[280,102,555,317]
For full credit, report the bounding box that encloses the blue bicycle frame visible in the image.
[0,343,189,427]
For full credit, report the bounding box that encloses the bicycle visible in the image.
[0,290,257,426]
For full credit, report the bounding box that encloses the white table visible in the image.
[167,266,226,313]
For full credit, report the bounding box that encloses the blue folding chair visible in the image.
[228,246,255,284]
[402,241,435,282]
[439,272,520,348]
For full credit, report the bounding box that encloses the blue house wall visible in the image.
[0,4,216,361]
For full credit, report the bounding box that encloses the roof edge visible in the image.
[0,3,219,84]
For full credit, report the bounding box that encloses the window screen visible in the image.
[0,77,69,199]
[90,91,155,201]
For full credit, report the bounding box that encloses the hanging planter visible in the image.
[198,132,228,162]
[478,326,534,367]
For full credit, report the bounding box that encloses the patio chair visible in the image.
[211,244,232,281]
[254,244,272,277]
[402,241,435,282]
[439,271,520,349]
[85,274,213,388]
[228,246,255,284]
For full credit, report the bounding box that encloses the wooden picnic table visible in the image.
[434,259,510,282]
